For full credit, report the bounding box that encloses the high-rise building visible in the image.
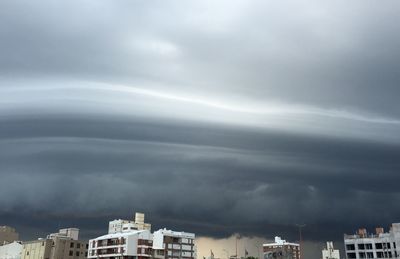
[322,242,340,259]
[263,236,300,259]
[109,213,152,234]
[344,223,400,259]
[88,229,153,259]
[0,226,19,245]
[152,229,196,259]
[21,228,88,259]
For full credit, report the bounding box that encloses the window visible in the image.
[377,252,383,258]
[76,251,80,256]
[367,252,373,258]
[69,251,73,256]
[375,243,383,249]
[347,252,356,259]
[77,243,81,249]
[359,253,366,259]
[70,242,74,248]
[358,244,365,250]
[346,244,355,250]
[365,243,372,249]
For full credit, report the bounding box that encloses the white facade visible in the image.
[0,241,22,259]
[153,229,196,259]
[344,223,400,259]
[88,230,153,259]
[322,242,340,259]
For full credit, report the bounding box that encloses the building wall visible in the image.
[322,242,340,259]
[344,224,400,259]
[50,237,88,259]
[0,227,19,245]
[88,230,153,259]
[21,238,87,259]
[0,241,22,259]
[153,229,196,259]
[21,240,52,259]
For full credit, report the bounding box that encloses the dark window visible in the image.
[359,252,366,259]
[365,243,373,249]
[375,243,383,249]
[76,251,80,256]
[70,242,74,248]
[377,252,383,258]
[86,244,89,249]
[69,250,73,256]
[346,244,355,250]
[77,243,80,249]
[367,252,373,258]
[358,244,365,250]
[347,252,356,259]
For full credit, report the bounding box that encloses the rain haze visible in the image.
[1,1,400,258]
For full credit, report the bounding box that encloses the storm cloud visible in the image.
[1,0,400,258]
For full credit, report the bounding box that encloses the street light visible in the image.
[295,224,306,259]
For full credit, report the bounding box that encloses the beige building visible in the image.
[21,228,88,259]
[0,226,19,245]
[108,212,152,234]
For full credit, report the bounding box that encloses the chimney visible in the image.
[376,227,384,235]
[358,228,367,238]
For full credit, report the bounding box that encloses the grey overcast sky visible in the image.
[1,0,400,258]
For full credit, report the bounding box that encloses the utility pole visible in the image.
[296,224,306,259]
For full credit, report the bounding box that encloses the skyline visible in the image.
[1,1,400,258]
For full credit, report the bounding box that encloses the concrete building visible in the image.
[0,241,23,259]
[322,242,340,259]
[21,228,88,259]
[152,229,196,259]
[0,227,19,245]
[88,229,153,259]
[344,223,400,259]
[109,213,151,234]
[263,236,300,259]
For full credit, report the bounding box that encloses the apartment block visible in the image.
[88,229,153,259]
[152,229,196,259]
[21,228,88,259]
[322,242,340,259]
[0,226,19,245]
[344,223,400,259]
[263,236,300,259]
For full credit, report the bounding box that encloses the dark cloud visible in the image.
[1,114,400,244]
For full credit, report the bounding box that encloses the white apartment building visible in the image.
[263,236,300,259]
[0,241,22,259]
[109,213,151,234]
[153,229,196,259]
[322,242,340,259]
[344,223,400,259]
[88,229,153,259]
